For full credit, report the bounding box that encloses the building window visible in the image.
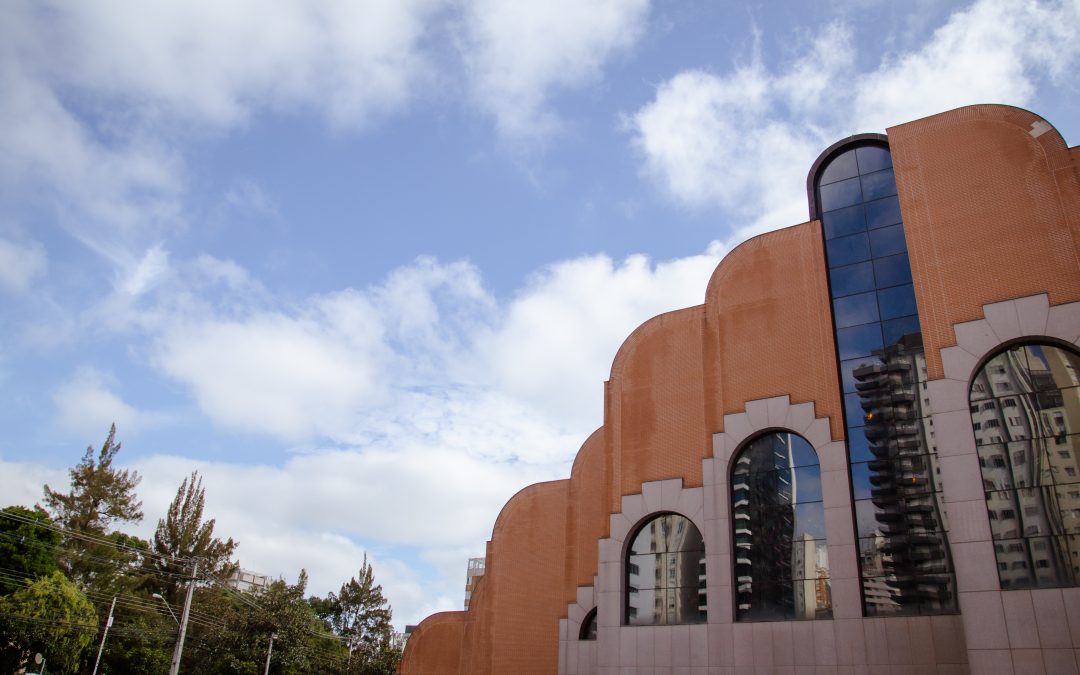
[815,139,956,616]
[971,341,1080,589]
[579,607,597,640]
[625,513,705,625]
[731,431,831,622]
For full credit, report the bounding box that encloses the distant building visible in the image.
[226,567,272,593]
[464,557,485,610]
[399,105,1080,674]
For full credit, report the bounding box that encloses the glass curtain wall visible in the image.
[731,432,831,621]
[625,513,706,625]
[817,143,957,615]
[970,342,1080,588]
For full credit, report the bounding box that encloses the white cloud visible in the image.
[479,247,724,430]
[154,298,388,441]
[0,237,47,292]
[462,0,651,140]
[627,0,1080,241]
[853,0,1080,132]
[0,459,67,510]
[52,367,144,438]
[0,0,442,258]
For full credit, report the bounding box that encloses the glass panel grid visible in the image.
[818,142,956,615]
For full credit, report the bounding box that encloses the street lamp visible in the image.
[152,593,180,626]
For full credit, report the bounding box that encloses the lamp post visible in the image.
[152,593,179,625]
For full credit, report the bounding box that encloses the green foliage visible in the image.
[0,571,98,674]
[146,471,238,604]
[0,506,59,596]
[42,425,145,591]
[311,556,400,674]
[7,427,402,674]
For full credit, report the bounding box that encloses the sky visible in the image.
[1,0,1078,630]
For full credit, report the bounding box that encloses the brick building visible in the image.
[398,104,1080,674]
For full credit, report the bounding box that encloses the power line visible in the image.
[0,510,187,565]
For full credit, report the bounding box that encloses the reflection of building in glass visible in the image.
[818,142,956,615]
[732,432,830,621]
[971,343,1080,588]
[625,513,705,625]
[464,556,485,610]
[853,335,953,613]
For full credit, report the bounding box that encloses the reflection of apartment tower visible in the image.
[791,533,829,619]
[859,531,900,612]
[854,334,952,612]
[972,345,1080,587]
[464,557,485,611]
[627,515,705,624]
[733,436,796,618]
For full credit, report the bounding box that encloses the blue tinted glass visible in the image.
[869,224,907,257]
[820,150,859,185]
[856,145,892,174]
[834,291,880,328]
[851,466,874,502]
[826,232,871,267]
[847,427,875,463]
[822,204,866,239]
[873,254,912,288]
[878,284,918,321]
[788,435,819,468]
[845,392,867,427]
[840,355,882,393]
[864,196,902,229]
[820,176,863,212]
[837,322,883,360]
[830,261,875,298]
[882,314,921,345]
[792,502,825,538]
[860,168,897,202]
[792,468,823,503]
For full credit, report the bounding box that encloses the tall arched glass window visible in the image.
[970,342,1080,588]
[731,431,831,621]
[625,513,705,625]
[814,140,956,616]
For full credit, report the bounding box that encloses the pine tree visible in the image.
[147,471,237,602]
[313,556,399,673]
[43,424,143,534]
[41,425,144,591]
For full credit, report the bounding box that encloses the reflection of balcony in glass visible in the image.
[853,335,954,613]
[626,514,706,625]
[971,343,1080,588]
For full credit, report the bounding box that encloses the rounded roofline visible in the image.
[607,305,704,383]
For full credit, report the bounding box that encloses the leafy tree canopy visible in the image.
[0,570,97,674]
[0,506,59,596]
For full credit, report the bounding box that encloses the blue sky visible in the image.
[1,0,1078,628]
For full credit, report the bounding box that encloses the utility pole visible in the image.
[169,558,198,675]
[91,596,116,675]
[263,632,277,675]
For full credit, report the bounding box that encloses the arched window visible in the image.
[732,431,831,621]
[625,513,705,625]
[970,341,1080,589]
[578,607,597,640]
[813,138,956,615]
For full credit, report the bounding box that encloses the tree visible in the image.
[0,506,59,596]
[41,425,145,591]
[146,471,237,603]
[312,556,400,674]
[43,424,143,534]
[0,571,98,674]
